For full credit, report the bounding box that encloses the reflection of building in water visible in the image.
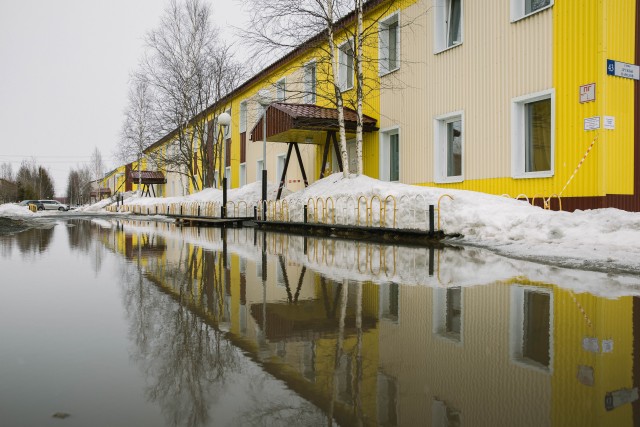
[102,221,639,426]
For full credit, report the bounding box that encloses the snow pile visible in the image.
[0,203,35,218]
[283,174,640,274]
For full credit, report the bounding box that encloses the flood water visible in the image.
[1,217,639,427]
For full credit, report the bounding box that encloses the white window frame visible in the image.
[338,39,354,92]
[510,0,553,23]
[256,159,264,183]
[379,12,400,75]
[223,108,231,139]
[379,282,400,323]
[276,78,286,101]
[511,88,555,179]
[434,110,464,183]
[304,60,317,104]
[379,126,400,182]
[434,0,463,54]
[239,100,247,133]
[509,285,554,373]
[239,162,246,187]
[225,166,231,189]
[276,153,286,185]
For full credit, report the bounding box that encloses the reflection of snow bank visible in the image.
[108,219,640,298]
[0,203,35,218]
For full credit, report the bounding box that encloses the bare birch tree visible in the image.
[242,0,420,177]
[139,0,244,191]
[119,75,157,193]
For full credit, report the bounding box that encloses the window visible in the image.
[511,0,552,22]
[276,154,286,186]
[434,111,463,183]
[225,167,231,189]
[379,13,400,75]
[434,0,463,53]
[239,163,246,187]
[256,159,264,182]
[338,40,354,91]
[511,89,555,178]
[223,109,231,139]
[379,127,400,182]
[510,286,553,372]
[304,61,317,103]
[239,100,247,133]
[276,78,286,101]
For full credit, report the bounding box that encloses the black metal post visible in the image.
[261,169,267,221]
[428,247,435,276]
[222,177,227,218]
[429,204,435,236]
[254,206,258,220]
[303,205,308,224]
[198,205,201,217]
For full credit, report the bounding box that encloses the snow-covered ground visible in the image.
[2,173,640,274]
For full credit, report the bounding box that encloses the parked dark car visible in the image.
[18,200,44,210]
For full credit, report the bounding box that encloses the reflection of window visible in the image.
[432,399,461,427]
[276,260,285,287]
[434,112,463,183]
[337,354,353,404]
[445,288,462,339]
[338,40,354,91]
[256,256,262,279]
[240,304,247,334]
[304,61,316,103]
[434,0,463,53]
[511,0,552,22]
[380,282,399,322]
[512,89,554,178]
[433,287,463,343]
[510,286,553,371]
[377,372,398,426]
[379,13,400,75]
[302,342,316,382]
[239,257,246,275]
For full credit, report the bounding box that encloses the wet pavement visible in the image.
[1,218,639,426]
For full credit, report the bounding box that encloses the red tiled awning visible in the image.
[250,103,378,144]
[129,170,166,185]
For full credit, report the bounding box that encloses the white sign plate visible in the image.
[584,116,601,131]
[604,116,615,130]
[607,59,640,80]
[580,83,596,103]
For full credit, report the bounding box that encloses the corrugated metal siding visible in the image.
[383,0,552,194]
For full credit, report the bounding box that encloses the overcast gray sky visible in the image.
[0,0,247,195]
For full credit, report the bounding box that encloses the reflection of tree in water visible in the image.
[66,219,107,274]
[120,244,241,427]
[236,374,327,427]
[12,226,55,255]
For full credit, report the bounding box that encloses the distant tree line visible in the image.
[0,160,56,202]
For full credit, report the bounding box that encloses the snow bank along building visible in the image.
[103,0,640,212]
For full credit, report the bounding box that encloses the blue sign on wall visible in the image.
[607,59,640,80]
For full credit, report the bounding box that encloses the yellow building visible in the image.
[106,0,640,211]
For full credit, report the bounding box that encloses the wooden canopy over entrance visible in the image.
[250,103,378,199]
[129,170,166,197]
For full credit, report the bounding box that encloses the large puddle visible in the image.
[1,218,639,426]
